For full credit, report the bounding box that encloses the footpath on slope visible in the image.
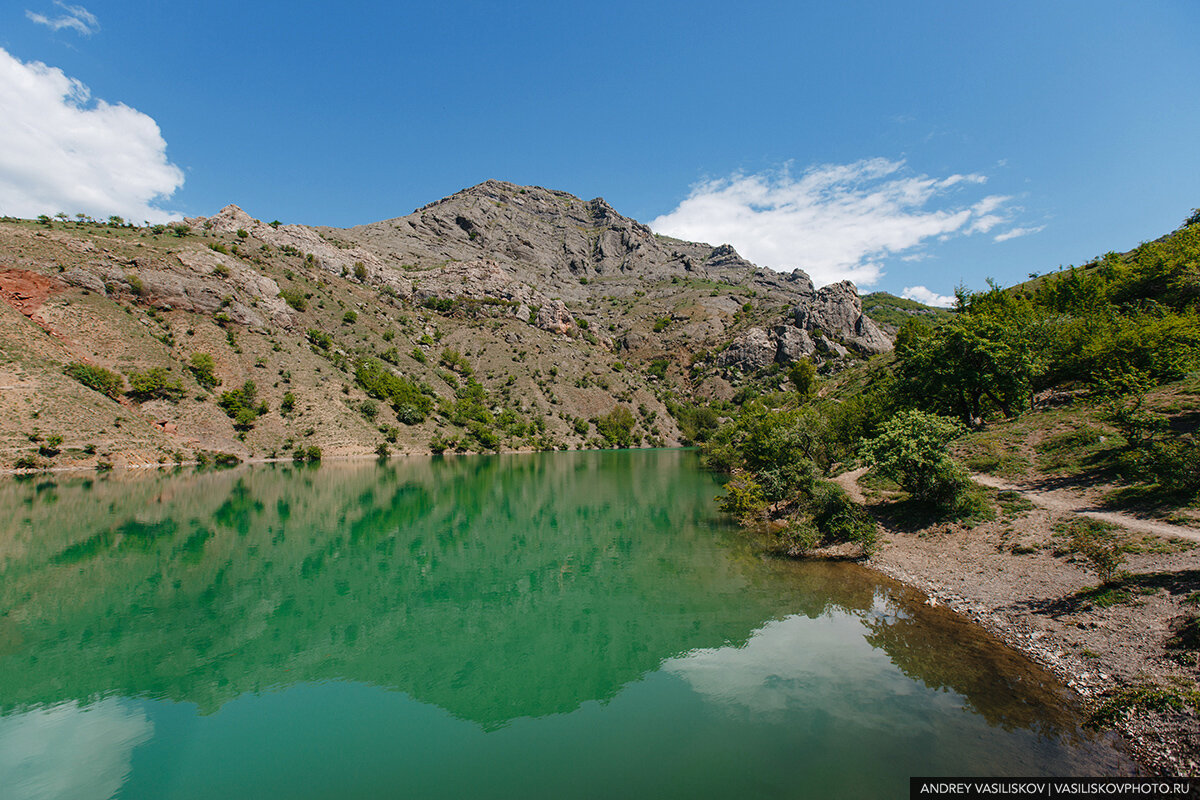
[833,466,1200,777]
[969,472,1200,542]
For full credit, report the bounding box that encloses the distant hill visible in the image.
[860,292,953,332]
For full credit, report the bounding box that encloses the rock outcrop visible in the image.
[188,205,412,300]
[791,281,891,354]
[715,281,890,371]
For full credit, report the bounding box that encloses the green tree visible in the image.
[218,381,267,430]
[894,291,1043,424]
[787,359,818,399]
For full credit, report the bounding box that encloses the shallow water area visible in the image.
[0,450,1136,798]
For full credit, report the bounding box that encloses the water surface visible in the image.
[0,451,1135,798]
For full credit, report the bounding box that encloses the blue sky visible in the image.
[1,1,1196,303]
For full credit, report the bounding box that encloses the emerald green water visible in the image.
[0,450,1134,798]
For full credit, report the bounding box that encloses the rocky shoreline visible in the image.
[864,509,1200,777]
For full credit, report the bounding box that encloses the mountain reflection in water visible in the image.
[0,451,1135,797]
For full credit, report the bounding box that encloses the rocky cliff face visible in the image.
[328,180,889,365]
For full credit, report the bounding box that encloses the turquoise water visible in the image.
[0,451,1135,798]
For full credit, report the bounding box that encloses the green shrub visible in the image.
[280,392,296,414]
[39,435,63,457]
[188,352,220,389]
[718,473,768,526]
[343,310,358,324]
[1103,387,1200,497]
[307,329,332,350]
[126,368,185,403]
[776,520,822,553]
[862,409,968,508]
[439,348,472,375]
[1060,519,1127,584]
[468,421,501,451]
[788,359,818,398]
[771,480,877,556]
[1135,437,1200,496]
[354,358,432,424]
[280,288,307,311]
[429,432,457,454]
[65,362,124,398]
[653,317,670,333]
[669,401,720,444]
[292,445,323,462]
[808,480,877,551]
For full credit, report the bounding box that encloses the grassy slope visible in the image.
[860,291,952,331]
[0,218,731,470]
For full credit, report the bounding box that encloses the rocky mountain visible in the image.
[0,181,893,470]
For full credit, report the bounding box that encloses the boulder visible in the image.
[716,327,775,370]
[774,326,815,362]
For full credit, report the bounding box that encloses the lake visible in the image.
[0,450,1135,798]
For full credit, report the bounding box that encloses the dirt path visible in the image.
[833,466,1200,543]
[835,466,870,504]
[970,473,1200,543]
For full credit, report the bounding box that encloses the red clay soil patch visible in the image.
[0,269,65,317]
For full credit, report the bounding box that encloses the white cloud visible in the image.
[651,159,1013,288]
[901,285,957,308]
[0,698,153,800]
[994,225,1045,242]
[25,2,99,36]
[664,614,927,734]
[0,47,183,223]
